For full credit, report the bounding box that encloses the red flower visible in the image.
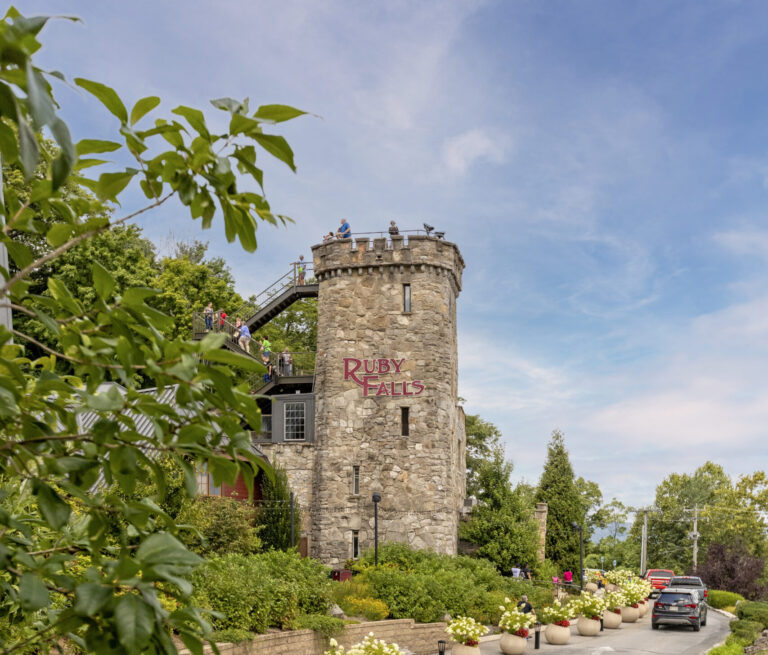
[590,615,601,621]
[631,603,639,608]
[612,608,621,614]
[555,620,571,628]
[514,628,529,638]
[464,640,479,647]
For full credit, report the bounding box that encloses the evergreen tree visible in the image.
[535,430,582,573]
[255,466,302,551]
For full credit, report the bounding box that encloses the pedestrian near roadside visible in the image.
[516,595,533,614]
[564,570,573,585]
[203,302,213,331]
[337,218,351,239]
[296,255,306,285]
[388,220,399,236]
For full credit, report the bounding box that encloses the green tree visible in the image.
[575,476,604,543]
[255,466,302,551]
[0,9,307,653]
[464,412,503,499]
[535,430,582,573]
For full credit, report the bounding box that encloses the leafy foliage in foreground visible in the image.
[0,7,308,654]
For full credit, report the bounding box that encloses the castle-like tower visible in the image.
[309,235,466,564]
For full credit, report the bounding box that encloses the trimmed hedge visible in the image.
[709,601,768,654]
[708,590,745,610]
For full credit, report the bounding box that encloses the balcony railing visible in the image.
[232,262,315,323]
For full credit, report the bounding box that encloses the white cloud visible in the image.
[441,128,508,176]
[715,228,768,261]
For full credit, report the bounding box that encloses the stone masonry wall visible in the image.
[309,235,466,564]
[180,619,448,655]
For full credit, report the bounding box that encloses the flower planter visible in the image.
[451,645,481,655]
[606,583,619,592]
[603,609,622,629]
[500,633,528,655]
[577,617,601,636]
[585,582,598,593]
[544,624,571,645]
[638,601,648,617]
[621,606,639,623]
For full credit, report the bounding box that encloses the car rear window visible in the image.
[650,571,673,578]
[670,578,702,586]
[657,592,694,604]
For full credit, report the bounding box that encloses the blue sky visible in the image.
[26,1,768,507]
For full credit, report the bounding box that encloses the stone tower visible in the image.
[309,235,466,564]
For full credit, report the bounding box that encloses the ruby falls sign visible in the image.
[343,357,425,397]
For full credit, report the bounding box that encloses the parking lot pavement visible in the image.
[450,607,730,655]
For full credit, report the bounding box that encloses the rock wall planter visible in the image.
[576,617,601,636]
[451,644,481,655]
[544,624,571,645]
[603,609,622,629]
[500,633,528,654]
[621,606,639,623]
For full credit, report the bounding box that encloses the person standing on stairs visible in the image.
[296,254,306,285]
[237,319,251,354]
[203,302,214,331]
[260,335,271,365]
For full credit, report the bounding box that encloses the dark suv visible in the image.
[652,587,707,631]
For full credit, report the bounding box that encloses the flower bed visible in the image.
[446,616,488,646]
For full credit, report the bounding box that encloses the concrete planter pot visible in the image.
[577,617,601,636]
[451,645,481,655]
[500,633,528,654]
[638,601,648,617]
[621,606,639,623]
[606,583,619,592]
[544,624,571,645]
[603,609,622,629]
[585,582,598,593]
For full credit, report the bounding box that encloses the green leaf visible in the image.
[252,133,296,171]
[130,95,160,126]
[0,121,19,162]
[5,241,33,269]
[25,59,56,126]
[95,169,138,202]
[203,347,264,372]
[50,118,75,190]
[75,78,128,123]
[92,261,115,300]
[17,116,39,178]
[76,139,122,156]
[253,104,307,123]
[210,97,245,114]
[74,582,112,617]
[46,222,73,248]
[136,532,201,567]
[19,573,49,611]
[115,594,154,652]
[179,632,204,655]
[172,106,209,137]
[34,481,71,529]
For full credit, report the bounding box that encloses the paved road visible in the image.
[456,609,729,655]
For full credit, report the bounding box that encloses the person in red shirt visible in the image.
[217,308,227,331]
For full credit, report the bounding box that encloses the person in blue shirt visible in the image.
[337,218,351,239]
[236,318,251,354]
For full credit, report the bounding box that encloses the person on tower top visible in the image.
[388,220,399,236]
[337,218,351,239]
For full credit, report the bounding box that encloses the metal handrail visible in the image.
[232,261,315,322]
[248,350,316,390]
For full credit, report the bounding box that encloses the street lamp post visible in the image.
[437,640,447,654]
[372,493,381,566]
[571,521,584,591]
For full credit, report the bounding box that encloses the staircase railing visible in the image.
[232,262,315,322]
[248,350,316,390]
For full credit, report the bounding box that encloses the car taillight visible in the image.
[704,590,707,597]
[684,603,697,609]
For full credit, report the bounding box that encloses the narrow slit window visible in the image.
[353,465,360,495]
[352,531,359,559]
[401,407,410,436]
[403,284,411,312]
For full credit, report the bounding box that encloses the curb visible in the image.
[710,607,737,619]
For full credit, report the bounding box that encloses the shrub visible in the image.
[729,618,762,643]
[192,551,332,633]
[708,590,745,610]
[735,601,768,627]
[332,579,377,606]
[178,496,261,556]
[295,614,345,639]
[709,641,752,655]
[210,629,255,644]
[340,597,390,621]
[254,465,301,551]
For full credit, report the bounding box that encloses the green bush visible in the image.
[708,640,751,655]
[295,614,346,639]
[178,496,262,556]
[735,600,768,627]
[729,618,762,643]
[340,597,390,621]
[192,551,332,633]
[708,590,746,610]
[210,629,255,644]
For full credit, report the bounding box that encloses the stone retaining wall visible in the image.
[182,619,447,655]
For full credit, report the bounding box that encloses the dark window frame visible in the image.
[401,406,410,436]
[403,283,411,313]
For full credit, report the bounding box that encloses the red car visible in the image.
[645,569,675,590]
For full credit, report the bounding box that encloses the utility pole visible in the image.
[640,509,649,575]
[691,506,699,572]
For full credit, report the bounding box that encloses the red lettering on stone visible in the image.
[402,382,413,396]
[364,360,377,374]
[375,382,390,396]
[344,358,363,385]
[389,381,402,397]
[378,359,390,374]
[392,358,405,373]
[412,381,425,395]
[362,375,379,396]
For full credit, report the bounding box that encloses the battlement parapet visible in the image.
[311,236,464,292]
